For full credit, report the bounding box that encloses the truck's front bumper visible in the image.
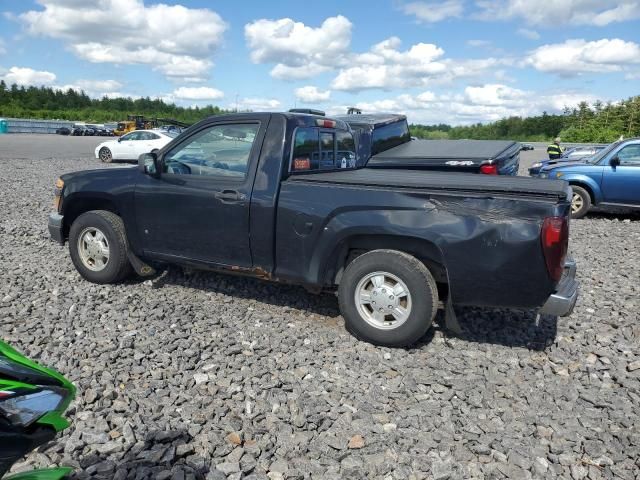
[539,257,579,317]
[48,213,65,245]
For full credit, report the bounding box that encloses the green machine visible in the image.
[0,341,75,479]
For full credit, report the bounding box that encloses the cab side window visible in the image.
[162,123,259,178]
[617,145,640,166]
[121,132,139,141]
[291,128,356,172]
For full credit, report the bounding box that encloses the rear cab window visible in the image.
[371,120,411,155]
[291,127,356,173]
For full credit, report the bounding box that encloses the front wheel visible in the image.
[338,249,438,347]
[69,210,132,284]
[99,147,113,163]
[570,185,591,219]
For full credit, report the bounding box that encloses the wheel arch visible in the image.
[325,234,449,295]
[61,196,120,239]
[563,175,602,204]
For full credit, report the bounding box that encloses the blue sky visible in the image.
[1,0,639,124]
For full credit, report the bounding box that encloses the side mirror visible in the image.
[610,156,620,167]
[138,152,160,176]
[118,137,122,143]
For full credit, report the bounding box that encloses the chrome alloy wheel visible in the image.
[571,192,584,214]
[354,271,412,330]
[77,227,110,271]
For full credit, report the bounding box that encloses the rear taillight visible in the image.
[315,119,336,128]
[480,164,498,175]
[541,216,569,282]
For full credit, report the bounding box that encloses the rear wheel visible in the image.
[69,210,132,283]
[338,249,438,347]
[99,147,112,163]
[570,185,591,219]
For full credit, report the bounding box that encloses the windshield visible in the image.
[585,142,618,164]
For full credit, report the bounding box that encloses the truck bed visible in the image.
[287,168,570,201]
[367,139,521,175]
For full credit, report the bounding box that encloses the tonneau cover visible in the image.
[369,139,519,166]
[287,168,569,200]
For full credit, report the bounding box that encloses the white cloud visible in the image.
[19,0,227,80]
[467,39,492,48]
[1,66,56,85]
[245,14,511,90]
[476,0,640,26]
[527,38,640,76]
[294,86,331,103]
[332,37,510,91]
[233,97,281,111]
[172,86,224,101]
[245,15,352,80]
[76,79,122,92]
[516,28,540,40]
[331,37,448,90]
[330,84,598,125]
[401,0,464,23]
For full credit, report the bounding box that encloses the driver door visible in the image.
[601,144,640,205]
[134,119,268,267]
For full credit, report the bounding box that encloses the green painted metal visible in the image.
[33,411,70,432]
[4,467,72,480]
[0,342,76,412]
[0,341,75,433]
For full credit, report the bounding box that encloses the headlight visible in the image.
[538,172,549,178]
[531,162,542,169]
[0,388,66,427]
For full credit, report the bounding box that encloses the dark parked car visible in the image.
[521,143,534,151]
[529,145,609,176]
[55,127,71,135]
[71,125,94,136]
[86,124,112,136]
[48,112,578,347]
[337,114,521,175]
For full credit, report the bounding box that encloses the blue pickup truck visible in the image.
[537,138,640,218]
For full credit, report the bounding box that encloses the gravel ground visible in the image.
[1,134,639,479]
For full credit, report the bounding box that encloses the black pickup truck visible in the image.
[338,114,521,175]
[49,112,578,347]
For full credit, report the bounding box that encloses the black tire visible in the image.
[338,249,438,347]
[99,147,113,163]
[570,185,591,219]
[69,210,132,284]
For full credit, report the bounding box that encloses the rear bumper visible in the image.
[48,213,65,245]
[539,257,579,317]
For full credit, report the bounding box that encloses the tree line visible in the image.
[410,96,640,143]
[0,81,229,123]
[1,82,638,142]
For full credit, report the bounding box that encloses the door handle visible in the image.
[214,189,246,203]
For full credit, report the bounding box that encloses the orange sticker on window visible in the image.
[294,157,311,170]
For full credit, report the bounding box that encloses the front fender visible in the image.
[559,173,603,204]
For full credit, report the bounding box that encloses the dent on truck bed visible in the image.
[276,173,568,309]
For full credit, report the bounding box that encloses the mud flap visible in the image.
[126,251,156,277]
[444,297,463,335]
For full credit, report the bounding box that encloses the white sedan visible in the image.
[95,129,178,163]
